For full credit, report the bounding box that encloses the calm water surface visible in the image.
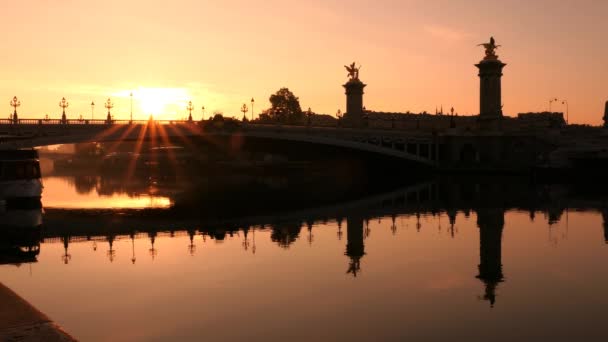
[1,175,608,341]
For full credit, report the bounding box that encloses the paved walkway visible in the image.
[0,282,75,341]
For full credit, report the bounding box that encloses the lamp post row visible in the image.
[549,97,569,124]
[8,96,256,123]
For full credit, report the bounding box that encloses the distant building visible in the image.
[516,112,566,129]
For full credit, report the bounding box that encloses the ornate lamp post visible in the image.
[450,106,456,128]
[10,96,20,124]
[104,98,113,124]
[241,103,248,121]
[549,98,558,112]
[307,107,313,126]
[59,97,69,124]
[91,101,95,120]
[251,97,255,121]
[561,100,569,124]
[130,91,133,123]
[336,109,342,127]
[201,106,205,121]
[187,100,194,122]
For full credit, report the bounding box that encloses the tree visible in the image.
[266,88,304,124]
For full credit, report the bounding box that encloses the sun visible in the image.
[133,87,191,120]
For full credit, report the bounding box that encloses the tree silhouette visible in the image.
[270,223,302,248]
[265,88,304,124]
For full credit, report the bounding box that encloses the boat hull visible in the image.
[0,179,43,209]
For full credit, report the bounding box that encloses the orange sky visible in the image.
[2,0,607,124]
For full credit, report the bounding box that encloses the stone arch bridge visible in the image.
[0,119,439,167]
[0,119,551,170]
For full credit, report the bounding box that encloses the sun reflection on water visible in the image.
[41,176,172,209]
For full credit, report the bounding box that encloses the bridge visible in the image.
[0,119,439,167]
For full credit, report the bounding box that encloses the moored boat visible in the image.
[0,149,43,209]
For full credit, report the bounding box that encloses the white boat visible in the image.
[0,150,43,208]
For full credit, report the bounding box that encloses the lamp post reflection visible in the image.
[252,227,256,255]
[61,236,71,265]
[307,221,314,245]
[188,229,197,256]
[130,233,137,264]
[107,235,117,263]
[149,231,158,260]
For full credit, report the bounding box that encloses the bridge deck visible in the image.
[0,121,438,166]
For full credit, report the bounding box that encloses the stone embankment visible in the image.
[0,282,76,341]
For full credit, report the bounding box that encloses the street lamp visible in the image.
[104,98,114,124]
[307,107,313,126]
[130,91,133,123]
[91,101,95,120]
[10,96,20,124]
[251,97,255,121]
[549,98,558,112]
[59,97,69,124]
[201,106,205,121]
[561,100,569,124]
[187,100,194,122]
[241,103,249,121]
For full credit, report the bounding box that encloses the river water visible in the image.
[1,171,608,341]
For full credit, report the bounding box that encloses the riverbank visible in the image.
[0,282,75,341]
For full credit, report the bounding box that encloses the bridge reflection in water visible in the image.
[3,178,608,309]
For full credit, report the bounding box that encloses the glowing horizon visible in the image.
[2,0,607,124]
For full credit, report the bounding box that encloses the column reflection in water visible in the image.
[346,214,365,277]
[476,208,505,307]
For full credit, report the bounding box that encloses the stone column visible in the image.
[476,58,506,119]
[343,79,366,127]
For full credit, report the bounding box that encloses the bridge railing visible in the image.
[0,118,200,126]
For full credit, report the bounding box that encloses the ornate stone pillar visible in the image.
[343,78,366,127]
[475,37,506,125]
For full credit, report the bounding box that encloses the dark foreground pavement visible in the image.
[0,283,76,341]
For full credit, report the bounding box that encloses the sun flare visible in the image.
[116,87,191,120]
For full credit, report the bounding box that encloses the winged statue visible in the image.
[344,62,361,80]
[478,36,501,59]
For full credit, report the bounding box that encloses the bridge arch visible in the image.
[0,123,437,167]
